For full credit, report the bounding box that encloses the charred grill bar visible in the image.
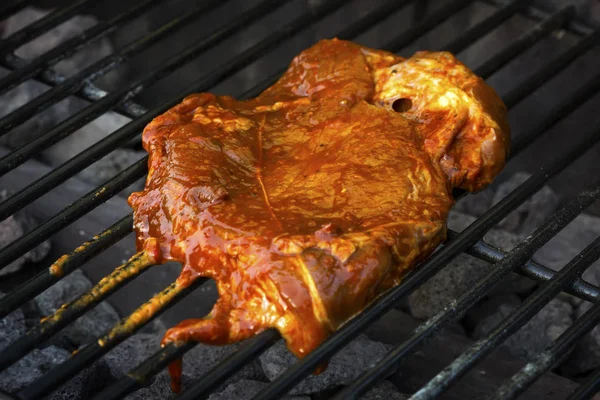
[0,0,599,399]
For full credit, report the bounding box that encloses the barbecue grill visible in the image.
[1,0,600,399]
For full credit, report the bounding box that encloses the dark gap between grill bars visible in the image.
[0,1,598,399]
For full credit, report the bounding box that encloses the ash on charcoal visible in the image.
[207,379,310,400]
[453,172,560,237]
[33,269,120,346]
[409,211,536,319]
[535,212,600,287]
[0,189,51,276]
[471,297,573,360]
[103,332,163,376]
[260,335,392,395]
[78,148,146,195]
[180,341,265,386]
[0,345,69,393]
[490,172,560,236]
[453,186,495,217]
[561,301,600,376]
[360,380,410,400]
[0,7,131,166]
[0,293,26,350]
[47,361,113,400]
[110,332,265,396]
[125,372,176,400]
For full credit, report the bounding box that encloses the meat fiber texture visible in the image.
[128,39,510,382]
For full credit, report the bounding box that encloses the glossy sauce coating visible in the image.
[128,39,509,388]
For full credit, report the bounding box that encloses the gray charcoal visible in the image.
[561,301,600,376]
[0,345,69,393]
[109,333,264,394]
[453,187,495,217]
[0,189,51,276]
[0,292,26,350]
[472,298,573,360]
[77,148,146,195]
[181,341,265,384]
[465,293,521,333]
[104,332,163,376]
[535,213,600,287]
[408,214,535,319]
[34,269,120,346]
[47,361,113,400]
[125,372,176,400]
[491,172,560,236]
[207,380,310,400]
[260,335,392,395]
[361,380,410,400]
[408,252,486,319]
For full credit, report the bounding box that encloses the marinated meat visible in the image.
[128,39,510,390]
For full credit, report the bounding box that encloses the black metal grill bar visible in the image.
[382,0,474,52]
[0,214,133,318]
[0,0,165,98]
[2,52,148,121]
[411,238,600,400]
[503,27,600,109]
[458,230,600,303]
[0,0,288,178]
[252,124,600,399]
[476,5,574,79]
[0,0,226,135]
[444,0,529,54]
[0,0,94,58]
[335,183,600,399]
[491,300,600,400]
[334,0,413,41]
[0,158,145,273]
[0,251,154,373]
[484,0,593,37]
[18,277,207,400]
[567,365,600,399]
[510,71,600,157]
[0,0,27,21]
[100,342,197,400]
[0,0,347,223]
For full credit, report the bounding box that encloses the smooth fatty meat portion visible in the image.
[129,39,509,384]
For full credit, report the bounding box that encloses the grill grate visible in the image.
[0,0,599,399]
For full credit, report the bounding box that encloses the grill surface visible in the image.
[0,0,600,399]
